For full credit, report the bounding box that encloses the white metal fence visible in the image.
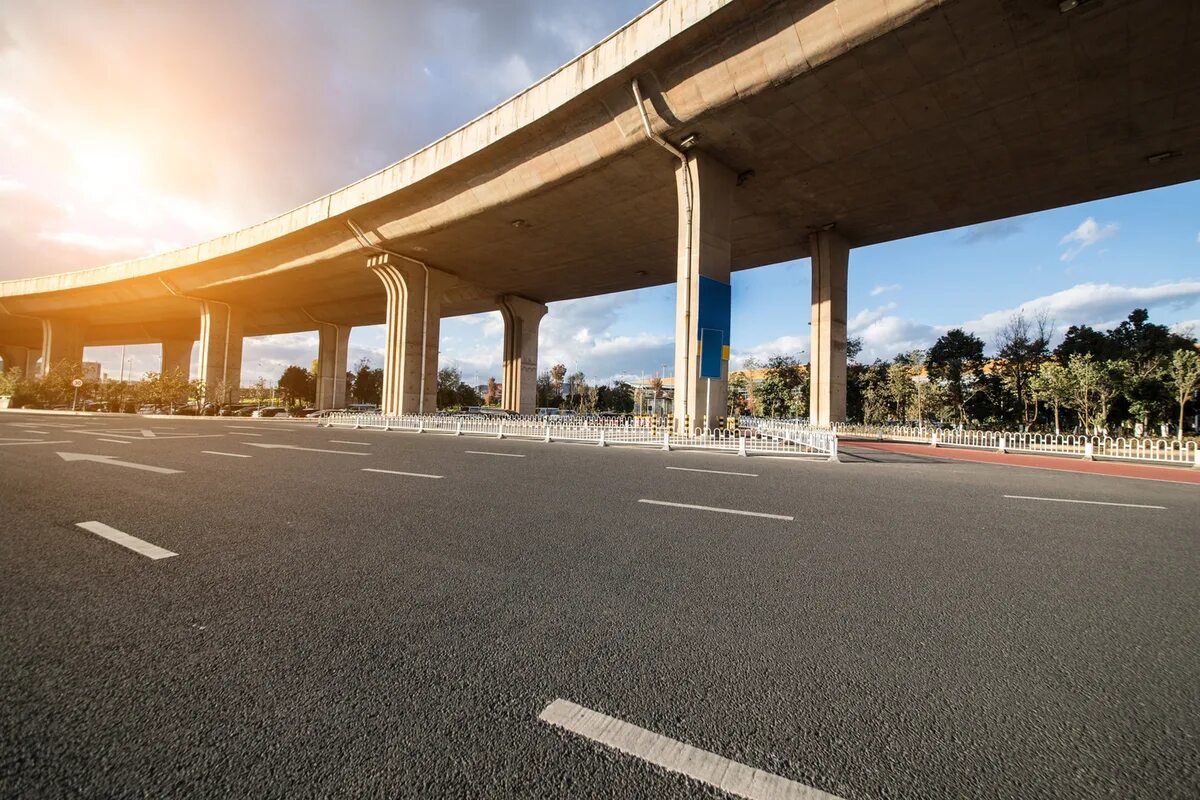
[319,413,838,459]
[829,422,1200,467]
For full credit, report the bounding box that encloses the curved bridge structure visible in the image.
[2,0,1197,425]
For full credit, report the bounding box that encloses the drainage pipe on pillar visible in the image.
[631,78,692,427]
[346,220,434,416]
[301,308,346,409]
[159,278,234,403]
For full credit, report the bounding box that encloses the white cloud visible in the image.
[848,302,897,331]
[961,280,1200,347]
[1059,216,1118,261]
[869,283,901,296]
[1171,320,1198,338]
[855,317,940,361]
[730,334,809,369]
[38,230,146,253]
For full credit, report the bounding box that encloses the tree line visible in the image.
[738,308,1198,439]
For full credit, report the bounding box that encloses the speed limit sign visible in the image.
[71,378,83,388]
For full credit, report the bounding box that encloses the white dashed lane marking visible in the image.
[1004,494,1166,510]
[202,451,252,458]
[466,450,525,458]
[74,521,177,560]
[638,499,793,521]
[330,440,371,446]
[362,468,442,479]
[666,466,758,477]
[540,698,844,800]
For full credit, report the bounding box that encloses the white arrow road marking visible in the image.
[362,468,442,479]
[56,452,182,474]
[540,699,844,800]
[243,443,369,456]
[75,521,177,560]
[0,439,73,447]
[638,499,793,520]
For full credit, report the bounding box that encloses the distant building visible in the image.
[82,361,101,382]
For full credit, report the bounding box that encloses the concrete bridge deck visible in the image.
[2,0,1197,423]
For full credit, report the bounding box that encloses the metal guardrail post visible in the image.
[1083,441,1094,460]
[737,435,747,457]
[930,431,939,448]
[828,434,839,463]
[662,431,671,452]
[598,428,606,447]
[997,436,1006,454]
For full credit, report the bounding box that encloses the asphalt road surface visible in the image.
[1,412,1197,798]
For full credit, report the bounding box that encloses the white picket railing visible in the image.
[319,413,837,459]
[829,422,1200,467]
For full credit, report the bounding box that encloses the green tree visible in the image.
[1030,362,1072,435]
[995,311,1053,429]
[549,363,567,398]
[1167,349,1200,442]
[277,365,314,406]
[437,366,463,409]
[926,328,985,426]
[484,377,499,406]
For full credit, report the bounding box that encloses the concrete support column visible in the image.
[808,229,849,427]
[161,339,194,379]
[499,295,547,415]
[40,318,85,375]
[315,323,351,410]
[369,254,449,415]
[0,345,38,375]
[672,150,735,431]
[198,301,244,404]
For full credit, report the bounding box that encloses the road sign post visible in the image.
[71,378,83,411]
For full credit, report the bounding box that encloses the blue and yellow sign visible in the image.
[696,276,731,379]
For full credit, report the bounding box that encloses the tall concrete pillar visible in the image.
[40,318,85,375]
[369,254,449,415]
[315,323,351,410]
[672,150,735,431]
[499,295,547,415]
[0,345,38,375]
[809,229,848,427]
[198,301,243,404]
[161,339,194,379]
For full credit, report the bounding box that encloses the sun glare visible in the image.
[70,138,145,199]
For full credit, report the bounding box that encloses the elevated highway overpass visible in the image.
[1,0,1197,425]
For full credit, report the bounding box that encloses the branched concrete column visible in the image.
[315,323,351,410]
[809,229,848,427]
[40,318,85,374]
[499,295,547,415]
[198,301,244,404]
[0,345,38,375]
[369,254,449,415]
[672,150,735,432]
[161,339,194,379]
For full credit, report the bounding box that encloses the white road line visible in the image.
[202,451,252,458]
[75,521,177,560]
[238,432,263,437]
[1004,494,1166,510]
[226,425,263,430]
[666,466,758,477]
[540,698,842,800]
[0,439,73,447]
[466,450,525,458]
[331,440,372,446]
[97,438,131,444]
[24,430,49,435]
[362,468,442,479]
[638,498,793,521]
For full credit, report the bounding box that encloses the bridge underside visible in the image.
[2,0,1197,421]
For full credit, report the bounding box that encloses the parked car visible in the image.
[252,406,288,418]
[233,406,260,417]
[346,403,379,414]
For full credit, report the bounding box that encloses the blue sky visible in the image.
[1,1,1196,383]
